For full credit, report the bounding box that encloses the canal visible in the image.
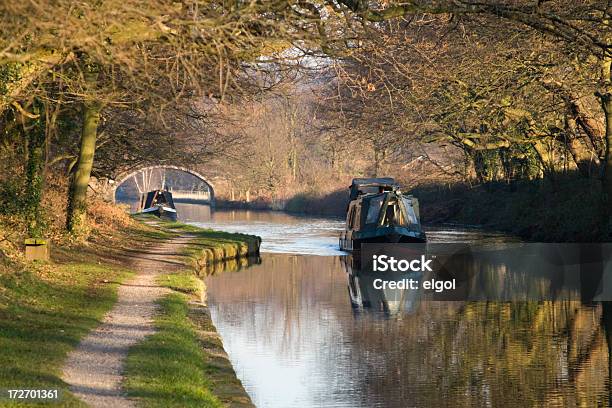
[177,203,611,408]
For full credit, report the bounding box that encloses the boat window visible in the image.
[401,197,418,224]
[365,196,385,224]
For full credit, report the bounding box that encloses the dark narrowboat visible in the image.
[139,189,178,221]
[339,178,426,252]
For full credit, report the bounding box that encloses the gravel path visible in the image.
[62,235,193,408]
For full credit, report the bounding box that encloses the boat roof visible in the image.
[349,177,399,200]
[351,177,397,188]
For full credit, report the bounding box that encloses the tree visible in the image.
[0,0,330,236]
[328,0,611,228]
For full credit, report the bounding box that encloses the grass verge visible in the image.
[124,293,223,408]
[0,214,168,406]
[159,270,203,296]
[134,216,261,275]
[0,258,134,407]
[164,221,259,260]
[126,260,254,407]
[0,213,258,407]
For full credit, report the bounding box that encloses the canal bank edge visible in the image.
[124,292,256,408]
[127,215,259,407]
[134,214,261,274]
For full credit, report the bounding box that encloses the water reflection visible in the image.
[176,201,212,220]
[343,255,422,317]
[193,253,261,278]
[355,243,612,302]
[206,253,612,407]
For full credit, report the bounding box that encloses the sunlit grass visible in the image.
[124,294,223,408]
[142,218,261,271]
[158,270,203,296]
[0,262,134,407]
[0,215,258,407]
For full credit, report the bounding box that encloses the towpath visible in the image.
[61,234,193,407]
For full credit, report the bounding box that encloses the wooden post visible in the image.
[24,238,50,261]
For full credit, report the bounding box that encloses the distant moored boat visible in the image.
[139,189,178,221]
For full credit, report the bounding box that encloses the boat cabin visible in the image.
[349,177,399,201]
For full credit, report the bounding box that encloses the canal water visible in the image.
[177,203,612,408]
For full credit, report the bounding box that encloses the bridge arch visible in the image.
[111,165,215,205]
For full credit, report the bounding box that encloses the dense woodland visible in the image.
[0,1,611,242]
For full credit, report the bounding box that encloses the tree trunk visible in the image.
[66,100,101,235]
[471,149,498,183]
[23,103,46,238]
[373,145,380,177]
[565,115,598,177]
[544,80,605,161]
[290,148,298,180]
[533,140,555,179]
[602,92,612,233]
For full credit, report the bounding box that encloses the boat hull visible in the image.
[340,226,426,252]
[140,206,177,221]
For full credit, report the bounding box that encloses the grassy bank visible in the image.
[124,293,223,408]
[134,217,261,275]
[0,213,149,406]
[126,270,254,407]
[162,221,260,266]
[124,219,257,407]
[0,211,259,407]
[0,260,134,407]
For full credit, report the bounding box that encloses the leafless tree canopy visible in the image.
[0,0,611,233]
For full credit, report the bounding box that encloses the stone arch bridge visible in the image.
[109,165,215,206]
